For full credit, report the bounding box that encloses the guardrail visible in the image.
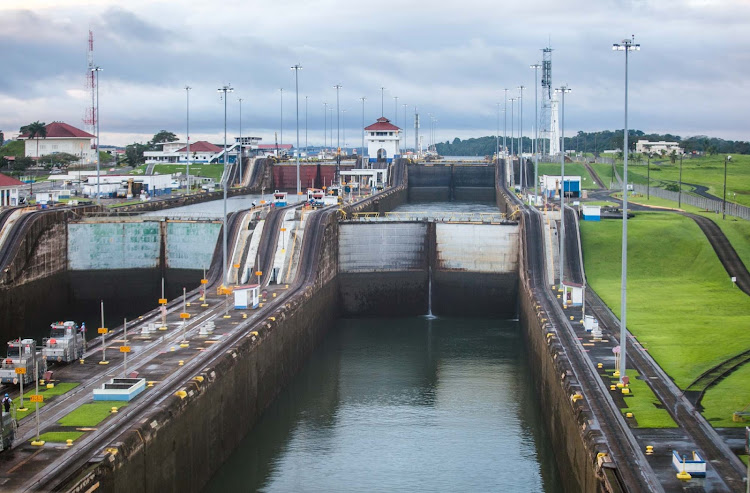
[349,211,509,223]
[632,184,750,220]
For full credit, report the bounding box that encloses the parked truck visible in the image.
[0,339,46,385]
[42,321,86,363]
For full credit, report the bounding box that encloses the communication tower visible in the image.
[83,31,97,135]
[540,46,558,156]
[414,109,420,156]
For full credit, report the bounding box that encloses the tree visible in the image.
[99,151,115,165]
[124,143,149,165]
[19,121,47,159]
[39,152,80,169]
[150,130,178,146]
[669,149,677,164]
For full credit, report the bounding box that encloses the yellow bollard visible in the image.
[597,363,603,369]
[178,360,184,366]
[625,412,633,418]
[66,439,73,446]
[111,407,118,414]
[645,445,654,455]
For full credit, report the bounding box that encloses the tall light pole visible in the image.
[92,66,102,204]
[723,155,731,219]
[510,98,516,188]
[305,95,308,157]
[342,108,347,153]
[496,102,501,162]
[334,84,342,182]
[613,35,640,384]
[279,88,283,147]
[217,84,234,289]
[238,97,243,186]
[360,97,367,158]
[531,64,541,203]
[678,153,683,208]
[291,64,302,195]
[555,85,571,289]
[380,86,385,116]
[323,102,328,149]
[503,88,509,160]
[402,103,408,153]
[519,85,525,192]
[185,86,191,193]
[394,96,399,153]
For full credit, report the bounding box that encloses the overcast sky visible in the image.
[1,0,748,147]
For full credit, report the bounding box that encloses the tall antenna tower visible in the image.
[540,46,553,156]
[83,30,97,135]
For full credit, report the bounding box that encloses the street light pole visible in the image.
[403,103,408,153]
[393,96,399,153]
[291,64,303,196]
[305,95,308,157]
[323,102,328,149]
[217,84,234,289]
[238,97,243,186]
[92,66,102,204]
[724,155,731,219]
[334,84,342,183]
[613,35,640,384]
[678,153,683,208]
[531,64,541,203]
[496,102,501,163]
[510,98,516,189]
[360,97,366,158]
[555,85,571,288]
[380,87,385,116]
[279,88,283,148]
[519,85,525,193]
[186,86,191,193]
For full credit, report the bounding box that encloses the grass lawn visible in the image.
[16,382,80,420]
[613,370,677,428]
[624,194,750,271]
[590,163,617,188]
[701,362,750,427]
[34,431,84,443]
[58,401,127,427]
[580,212,750,389]
[741,455,749,466]
[617,154,750,208]
[130,163,224,181]
[536,162,598,189]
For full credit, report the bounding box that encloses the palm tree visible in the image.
[19,121,47,159]
[19,121,46,202]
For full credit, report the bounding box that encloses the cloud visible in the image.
[0,0,748,145]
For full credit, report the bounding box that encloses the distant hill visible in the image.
[435,130,750,156]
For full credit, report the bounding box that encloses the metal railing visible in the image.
[632,184,750,220]
[349,211,509,223]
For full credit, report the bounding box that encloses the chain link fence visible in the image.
[632,184,750,220]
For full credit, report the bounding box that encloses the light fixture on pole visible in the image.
[305,95,308,157]
[612,35,640,384]
[403,103,408,153]
[342,108,347,154]
[530,64,541,204]
[723,155,732,219]
[496,102,501,163]
[323,102,328,149]
[238,97,243,186]
[185,86,191,193]
[519,85,525,193]
[291,64,303,195]
[393,96,399,153]
[279,88,283,147]
[334,84,342,183]
[554,85,571,289]
[380,86,385,116]
[92,66,102,204]
[360,97,367,158]
[217,84,234,290]
[509,98,516,189]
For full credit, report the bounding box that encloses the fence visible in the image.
[632,184,750,220]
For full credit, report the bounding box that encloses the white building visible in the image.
[83,174,176,198]
[365,117,401,164]
[144,140,225,164]
[635,140,684,155]
[21,122,96,164]
[0,173,23,207]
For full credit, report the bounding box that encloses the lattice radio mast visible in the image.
[83,31,97,134]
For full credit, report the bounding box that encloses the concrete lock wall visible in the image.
[408,164,496,202]
[339,222,428,316]
[68,221,221,271]
[166,222,221,270]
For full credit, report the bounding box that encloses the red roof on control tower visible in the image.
[364,117,400,131]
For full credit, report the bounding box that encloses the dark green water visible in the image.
[206,317,562,492]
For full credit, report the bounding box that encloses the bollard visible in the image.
[645,445,654,455]
[597,363,603,369]
[111,407,118,414]
[66,439,73,446]
[178,360,184,366]
[625,412,633,418]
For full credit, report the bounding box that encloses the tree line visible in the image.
[435,130,750,156]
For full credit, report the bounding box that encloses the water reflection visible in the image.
[206,317,561,492]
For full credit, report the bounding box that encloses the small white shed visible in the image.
[234,284,259,309]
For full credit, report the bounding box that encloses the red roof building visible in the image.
[175,141,222,153]
[0,173,24,207]
[0,173,24,187]
[21,121,96,164]
[364,117,401,132]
